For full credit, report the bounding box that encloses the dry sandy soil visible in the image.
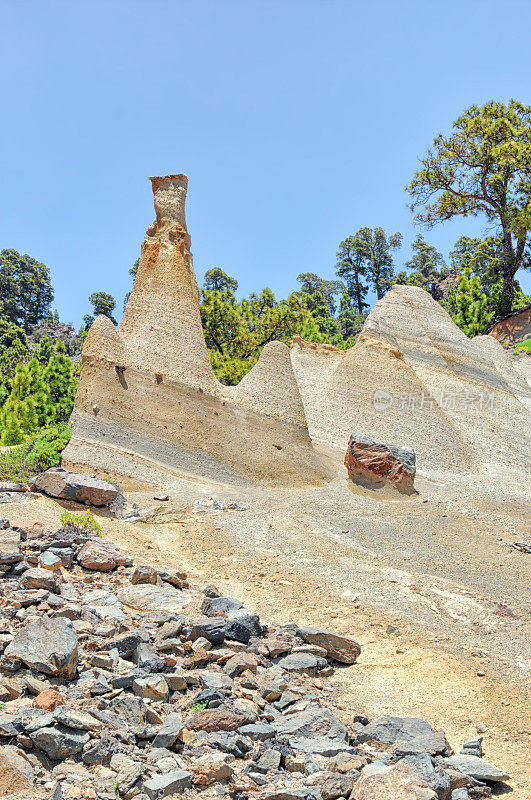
[4,448,530,798]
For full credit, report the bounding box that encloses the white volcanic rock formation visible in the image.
[291,285,531,478]
[63,176,330,488]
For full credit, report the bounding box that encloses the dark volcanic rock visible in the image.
[358,716,436,745]
[4,617,78,680]
[30,724,89,760]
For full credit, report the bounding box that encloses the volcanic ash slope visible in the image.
[291,285,531,479]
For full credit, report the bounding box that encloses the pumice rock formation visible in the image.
[63,175,330,488]
[291,285,531,479]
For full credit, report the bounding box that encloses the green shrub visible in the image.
[189,701,208,714]
[60,508,101,535]
[25,424,71,471]
[0,441,32,482]
[0,423,71,481]
[513,338,531,355]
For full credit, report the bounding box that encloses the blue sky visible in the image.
[1,0,530,328]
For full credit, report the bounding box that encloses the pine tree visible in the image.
[42,340,75,423]
[446,268,489,337]
[34,334,53,365]
[28,357,52,427]
[0,363,38,445]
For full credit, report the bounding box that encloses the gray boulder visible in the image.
[278,653,323,673]
[143,768,192,798]
[117,584,190,612]
[201,596,243,617]
[444,754,509,782]
[395,731,450,757]
[400,754,451,798]
[30,724,89,759]
[358,716,436,745]
[5,617,78,680]
[271,707,347,742]
[152,712,184,749]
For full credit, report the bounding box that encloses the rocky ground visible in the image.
[0,478,521,800]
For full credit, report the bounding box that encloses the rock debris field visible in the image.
[0,505,513,800]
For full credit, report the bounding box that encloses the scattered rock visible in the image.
[21,566,61,592]
[185,708,247,732]
[444,754,509,782]
[34,689,65,711]
[30,724,90,760]
[131,564,158,584]
[297,625,361,664]
[271,707,347,741]
[358,716,436,745]
[5,617,78,679]
[143,768,192,798]
[33,468,119,506]
[77,539,129,571]
[351,760,438,799]
[118,584,191,612]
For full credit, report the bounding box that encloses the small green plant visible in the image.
[60,508,101,535]
[25,424,71,471]
[0,423,72,482]
[0,441,33,482]
[189,701,208,714]
[513,338,531,355]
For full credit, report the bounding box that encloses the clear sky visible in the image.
[2,0,530,328]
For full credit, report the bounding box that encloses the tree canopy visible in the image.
[407,100,531,319]
[394,234,446,296]
[203,268,238,293]
[0,249,54,331]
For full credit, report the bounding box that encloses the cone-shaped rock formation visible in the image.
[291,285,530,478]
[64,175,330,488]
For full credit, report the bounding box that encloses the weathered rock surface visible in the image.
[77,539,130,571]
[30,723,89,759]
[143,768,192,798]
[5,617,78,679]
[358,716,436,745]
[297,625,361,664]
[117,583,191,611]
[345,435,416,495]
[63,174,331,489]
[291,285,531,479]
[33,468,118,505]
[271,707,347,741]
[351,760,438,799]
[444,754,510,782]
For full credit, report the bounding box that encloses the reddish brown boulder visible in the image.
[34,689,65,711]
[345,435,416,495]
[185,708,246,732]
[9,521,43,541]
[33,468,118,506]
[77,540,129,572]
[296,626,361,664]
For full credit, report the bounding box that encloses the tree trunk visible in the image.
[499,269,515,316]
[498,229,516,316]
